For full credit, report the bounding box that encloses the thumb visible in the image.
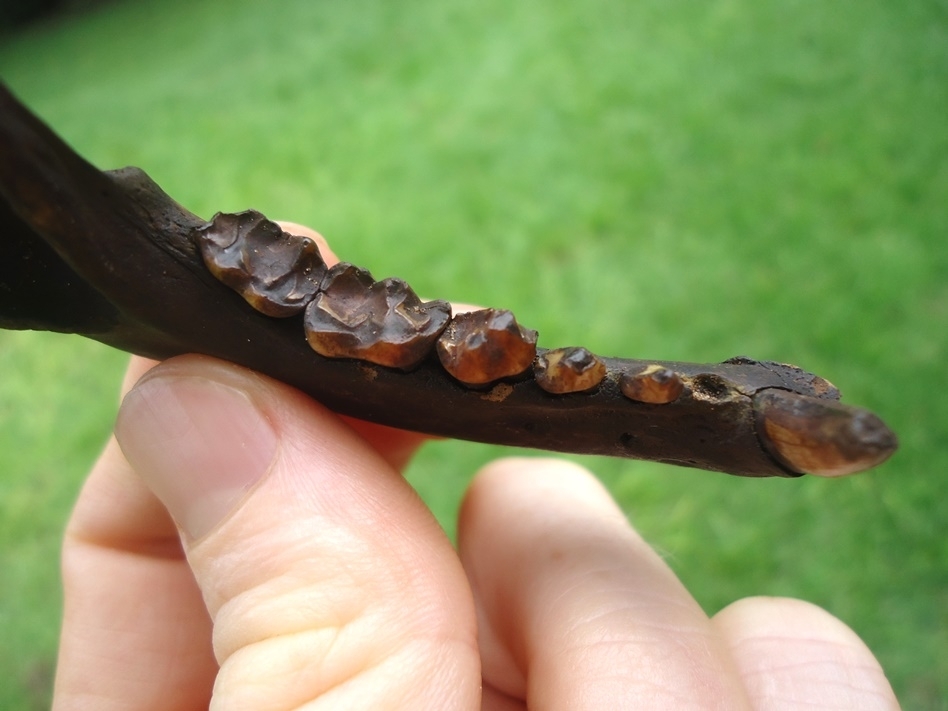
[115,354,480,710]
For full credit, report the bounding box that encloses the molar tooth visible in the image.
[304,263,451,371]
[436,308,537,387]
[534,347,606,394]
[620,364,684,404]
[195,210,326,317]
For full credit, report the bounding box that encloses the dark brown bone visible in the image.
[0,83,898,477]
[534,347,607,394]
[436,309,538,386]
[304,262,452,370]
[196,210,326,317]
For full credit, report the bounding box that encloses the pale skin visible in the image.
[52,226,900,710]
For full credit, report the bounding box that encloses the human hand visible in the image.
[52,229,899,710]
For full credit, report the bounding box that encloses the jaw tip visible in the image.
[753,389,898,477]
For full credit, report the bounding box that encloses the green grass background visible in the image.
[1,0,945,707]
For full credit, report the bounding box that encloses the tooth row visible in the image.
[194,210,687,402]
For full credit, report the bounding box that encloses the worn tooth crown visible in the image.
[436,308,538,386]
[304,263,451,371]
[620,364,685,404]
[535,346,606,394]
[195,210,326,317]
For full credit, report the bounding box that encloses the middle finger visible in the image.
[458,458,751,710]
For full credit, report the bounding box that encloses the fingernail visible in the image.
[115,372,278,540]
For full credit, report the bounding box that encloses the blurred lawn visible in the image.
[1,0,946,707]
